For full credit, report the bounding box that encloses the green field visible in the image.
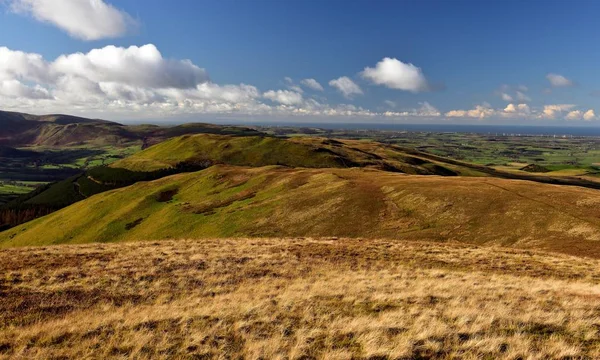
[261,126,600,177]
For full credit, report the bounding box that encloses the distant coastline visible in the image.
[256,123,600,137]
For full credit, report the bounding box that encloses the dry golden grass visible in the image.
[1,238,600,359]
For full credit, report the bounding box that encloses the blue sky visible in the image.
[1,0,599,125]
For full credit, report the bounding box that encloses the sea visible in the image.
[253,123,600,137]
[127,118,600,137]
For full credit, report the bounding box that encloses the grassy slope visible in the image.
[110,134,482,176]
[4,165,600,257]
[2,134,481,231]
[1,238,599,358]
[110,135,348,171]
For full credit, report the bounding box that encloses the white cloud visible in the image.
[9,0,137,40]
[566,110,583,120]
[445,103,595,121]
[503,103,530,115]
[565,109,596,121]
[546,73,574,87]
[0,79,51,99]
[383,102,441,117]
[516,91,531,102]
[0,47,50,83]
[280,77,304,93]
[328,76,363,98]
[497,85,531,103]
[542,104,576,119]
[0,43,594,123]
[445,104,495,119]
[300,78,324,91]
[289,85,304,93]
[52,44,208,89]
[263,89,304,105]
[584,109,596,121]
[361,57,429,92]
[417,102,441,116]
[0,44,265,116]
[384,100,396,108]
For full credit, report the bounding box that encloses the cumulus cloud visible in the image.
[500,93,513,102]
[0,79,52,99]
[566,110,583,121]
[584,109,596,121]
[0,47,50,83]
[1,43,595,123]
[546,73,574,87]
[9,0,137,40]
[361,57,429,92]
[263,89,304,105]
[0,44,267,116]
[565,109,596,121]
[445,104,495,119]
[52,44,208,89]
[300,78,324,91]
[328,76,363,98]
[542,104,576,119]
[445,103,596,121]
[503,103,530,114]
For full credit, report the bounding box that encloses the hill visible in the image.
[0,110,120,146]
[4,165,600,258]
[1,237,599,358]
[0,110,262,147]
[0,134,477,230]
[110,134,480,175]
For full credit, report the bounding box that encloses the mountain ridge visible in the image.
[4,164,600,258]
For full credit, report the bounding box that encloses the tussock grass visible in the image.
[1,238,599,359]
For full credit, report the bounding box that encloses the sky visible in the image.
[1,0,600,126]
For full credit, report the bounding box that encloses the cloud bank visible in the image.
[0,43,595,123]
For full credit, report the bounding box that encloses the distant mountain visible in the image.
[0,110,262,147]
[0,110,127,146]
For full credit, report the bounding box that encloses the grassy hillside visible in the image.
[4,165,600,257]
[1,238,599,358]
[0,134,479,231]
[111,134,479,176]
[110,134,349,171]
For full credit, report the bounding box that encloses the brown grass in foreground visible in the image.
[1,238,600,359]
